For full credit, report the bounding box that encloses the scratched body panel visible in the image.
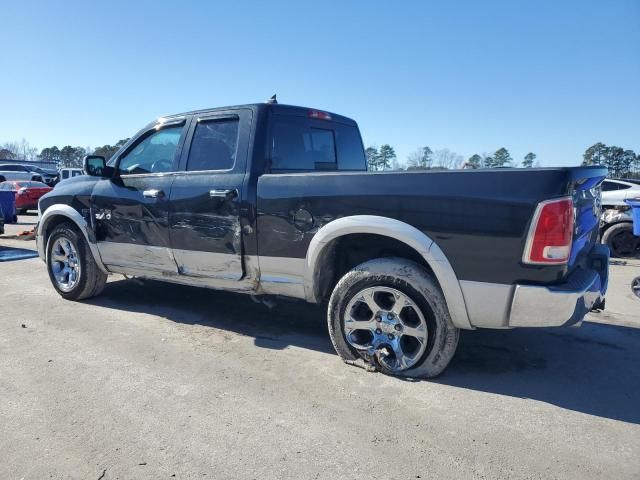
[169,172,245,279]
[92,174,177,272]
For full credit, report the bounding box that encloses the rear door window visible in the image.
[187,118,239,171]
[270,116,365,172]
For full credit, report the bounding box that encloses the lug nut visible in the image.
[387,334,395,340]
[375,328,382,335]
[387,313,394,320]
[375,315,382,322]
[394,324,402,331]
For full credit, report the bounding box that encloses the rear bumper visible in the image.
[508,244,609,327]
[460,244,609,328]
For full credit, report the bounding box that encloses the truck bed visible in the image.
[257,166,607,285]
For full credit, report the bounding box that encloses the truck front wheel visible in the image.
[46,222,107,300]
[327,257,459,378]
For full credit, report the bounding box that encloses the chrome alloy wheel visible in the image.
[343,286,429,372]
[50,236,81,292]
[632,276,640,299]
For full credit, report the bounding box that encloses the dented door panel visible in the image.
[93,174,178,272]
[169,172,244,279]
[168,108,253,281]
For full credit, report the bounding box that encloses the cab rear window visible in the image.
[270,116,366,172]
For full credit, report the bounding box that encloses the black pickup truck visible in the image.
[36,101,609,378]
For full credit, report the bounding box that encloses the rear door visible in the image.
[169,109,252,280]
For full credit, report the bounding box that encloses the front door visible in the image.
[169,109,251,281]
[93,119,189,273]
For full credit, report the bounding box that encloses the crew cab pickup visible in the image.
[36,102,609,378]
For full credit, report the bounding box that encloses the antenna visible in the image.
[266,94,278,104]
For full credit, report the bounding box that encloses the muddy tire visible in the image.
[327,257,460,379]
[602,222,639,258]
[46,222,107,300]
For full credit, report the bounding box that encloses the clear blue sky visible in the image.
[1,0,639,166]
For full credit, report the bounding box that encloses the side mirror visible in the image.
[84,155,107,177]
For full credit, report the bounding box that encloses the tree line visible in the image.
[367,142,640,178]
[366,145,539,171]
[2,137,639,178]
[581,142,639,179]
[1,138,130,168]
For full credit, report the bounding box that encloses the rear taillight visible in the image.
[523,197,574,265]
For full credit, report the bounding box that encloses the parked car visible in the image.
[36,102,609,378]
[23,165,60,186]
[58,168,84,182]
[601,178,640,207]
[0,180,52,214]
[0,164,44,183]
[600,207,638,258]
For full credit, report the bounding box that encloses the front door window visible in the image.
[118,126,183,175]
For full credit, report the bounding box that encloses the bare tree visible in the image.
[432,149,464,169]
[407,146,433,169]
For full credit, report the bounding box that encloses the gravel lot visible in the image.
[1,214,639,479]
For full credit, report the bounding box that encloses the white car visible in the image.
[601,178,640,207]
[0,164,44,183]
[59,168,84,181]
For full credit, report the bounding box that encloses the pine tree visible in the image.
[522,152,536,168]
[365,147,379,171]
[466,154,482,169]
[377,145,396,171]
[492,148,512,167]
[582,143,607,166]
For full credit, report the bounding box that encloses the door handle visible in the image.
[209,189,238,200]
[143,189,165,198]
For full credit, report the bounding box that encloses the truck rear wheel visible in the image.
[327,257,459,378]
[46,222,107,300]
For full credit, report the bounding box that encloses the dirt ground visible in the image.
[1,213,639,479]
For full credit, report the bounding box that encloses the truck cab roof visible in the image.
[163,103,358,126]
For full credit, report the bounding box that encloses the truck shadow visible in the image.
[0,245,40,262]
[88,278,640,425]
[436,322,640,424]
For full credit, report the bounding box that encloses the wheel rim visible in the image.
[343,286,429,372]
[632,277,640,299]
[610,230,640,257]
[50,236,81,292]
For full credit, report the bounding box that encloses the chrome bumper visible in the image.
[508,244,609,327]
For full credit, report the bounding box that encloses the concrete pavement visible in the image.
[1,214,639,479]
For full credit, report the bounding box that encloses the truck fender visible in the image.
[304,215,473,330]
[37,204,108,274]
